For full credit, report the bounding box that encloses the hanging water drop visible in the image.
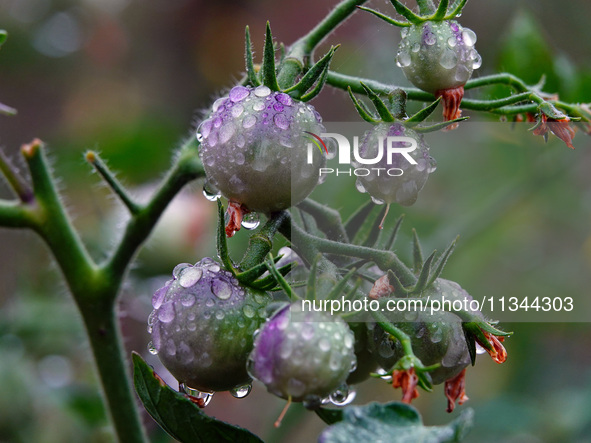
[147,341,158,355]
[179,383,214,407]
[462,29,477,46]
[230,383,252,399]
[396,51,411,68]
[330,384,356,406]
[241,212,260,230]
[202,184,221,201]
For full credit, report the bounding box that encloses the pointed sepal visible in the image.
[360,82,395,122]
[261,22,280,91]
[244,26,261,86]
[347,87,379,123]
[356,6,411,27]
[406,97,442,124]
[431,0,449,20]
[285,45,339,100]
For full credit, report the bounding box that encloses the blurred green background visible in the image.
[1,0,590,442]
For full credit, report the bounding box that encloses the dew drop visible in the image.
[330,384,356,406]
[212,98,226,112]
[273,113,289,130]
[152,286,167,309]
[196,119,213,141]
[254,85,271,97]
[475,343,487,354]
[378,339,394,358]
[212,280,232,300]
[371,195,385,205]
[158,301,175,323]
[424,33,436,46]
[396,51,411,67]
[431,327,443,343]
[319,338,331,352]
[219,122,236,144]
[462,29,477,46]
[276,93,293,106]
[447,36,457,48]
[243,114,257,128]
[400,28,409,38]
[173,263,193,278]
[253,101,265,112]
[439,49,458,69]
[230,383,252,399]
[180,383,215,406]
[179,267,203,288]
[355,179,366,193]
[229,85,250,102]
[243,305,255,318]
[231,104,244,118]
[215,310,225,320]
[202,185,221,201]
[472,52,482,69]
[147,341,158,355]
[242,212,260,230]
[411,43,420,53]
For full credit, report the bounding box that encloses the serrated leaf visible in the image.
[319,402,473,443]
[132,353,263,443]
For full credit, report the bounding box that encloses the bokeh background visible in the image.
[1,0,591,442]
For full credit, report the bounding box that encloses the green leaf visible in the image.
[319,402,473,443]
[0,30,7,47]
[132,353,263,443]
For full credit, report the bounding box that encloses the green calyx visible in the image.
[358,0,468,27]
[244,23,339,101]
[348,83,467,131]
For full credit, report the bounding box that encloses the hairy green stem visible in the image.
[283,213,416,287]
[276,0,368,89]
[326,71,576,116]
[17,140,147,443]
[297,198,349,242]
[102,137,205,282]
[240,211,290,271]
